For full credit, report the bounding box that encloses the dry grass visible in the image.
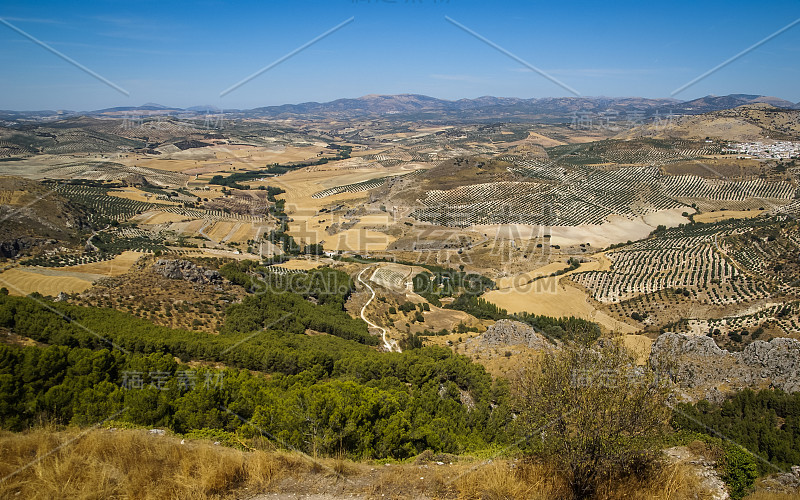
[0,427,308,499]
[745,493,800,500]
[438,458,710,499]
[745,475,800,500]
[454,461,566,499]
[594,460,714,500]
[0,428,721,499]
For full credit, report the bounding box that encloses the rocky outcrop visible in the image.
[664,446,729,500]
[152,259,221,284]
[650,332,800,402]
[760,466,800,494]
[466,319,554,351]
[0,237,38,258]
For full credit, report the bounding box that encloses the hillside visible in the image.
[1,91,800,499]
[0,176,89,258]
[622,104,800,141]
[653,94,797,115]
[246,94,741,121]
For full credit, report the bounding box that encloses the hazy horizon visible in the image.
[5,92,799,113]
[2,0,799,110]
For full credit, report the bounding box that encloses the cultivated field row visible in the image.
[412,164,795,227]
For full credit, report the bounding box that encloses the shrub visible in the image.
[512,341,672,498]
[720,445,759,499]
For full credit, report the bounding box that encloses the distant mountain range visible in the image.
[1,94,798,123]
[246,93,799,121]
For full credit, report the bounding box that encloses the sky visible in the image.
[1,0,799,110]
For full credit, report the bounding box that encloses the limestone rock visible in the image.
[467,319,554,351]
[152,259,221,284]
[650,332,800,402]
[664,446,729,500]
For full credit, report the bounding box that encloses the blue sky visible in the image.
[1,0,799,110]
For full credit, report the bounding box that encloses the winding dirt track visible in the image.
[357,266,400,352]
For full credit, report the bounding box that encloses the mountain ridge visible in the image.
[1,93,796,121]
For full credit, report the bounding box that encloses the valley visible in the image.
[1,93,800,499]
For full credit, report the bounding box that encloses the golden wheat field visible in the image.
[0,269,94,296]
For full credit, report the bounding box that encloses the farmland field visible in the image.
[1,105,799,376]
[0,251,143,296]
[483,275,638,333]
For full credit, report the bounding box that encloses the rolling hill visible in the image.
[622,103,800,142]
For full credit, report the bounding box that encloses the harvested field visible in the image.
[0,251,144,296]
[274,259,326,271]
[57,251,143,275]
[0,268,94,296]
[123,145,326,175]
[693,209,764,223]
[324,227,396,252]
[107,187,177,204]
[522,131,566,147]
[483,277,637,334]
[205,221,237,242]
[265,161,427,212]
[134,210,190,224]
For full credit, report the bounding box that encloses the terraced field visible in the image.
[687,302,800,337]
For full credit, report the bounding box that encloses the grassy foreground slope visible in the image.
[0,427,709,500]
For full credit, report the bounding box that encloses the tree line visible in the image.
[0,294,511,459]
[673,388,800,474]
[0,341,509,459]
[446,295,601,343]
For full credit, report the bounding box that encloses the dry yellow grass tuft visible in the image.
[745,493,800,500]
[0,427,720,499]
[0,427,304,499]
[455,461,565,499]
[594,460,714,500]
